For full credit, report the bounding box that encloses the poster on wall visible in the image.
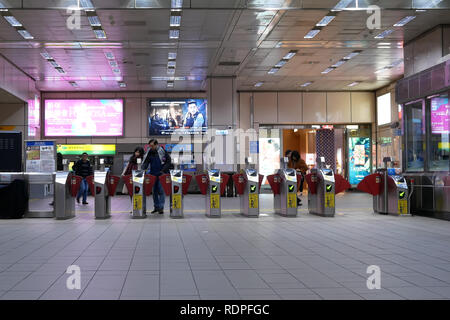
[148,99,207,135]
[348,137,371,185]
[259,138,280,184]
[25,140,56,173]
[431,96,449,134]
[28,95,40,137]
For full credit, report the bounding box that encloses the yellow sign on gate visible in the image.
[173,194,182,209]
[287,193,297,208]
[398,199,408,214]
[133,195,142,210]
[325,193,335,208]
[249,194,258,209]
[210,194,220,209]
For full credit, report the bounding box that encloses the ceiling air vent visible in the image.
[218,61,241,66]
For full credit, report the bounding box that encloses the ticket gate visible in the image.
[159,170,192,218]
[233,169,263,217]
[267,169,298,217]
[306,168,336,217]
[86,171,120,219]
[54,172,82,220]
[358,158,410,216]
[195,170,230,218]
[122,171,157,219]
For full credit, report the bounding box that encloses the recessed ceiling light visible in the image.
[168,52,177,60]
[268,67,280,74]
[167,60,176,68]
[275,60,288,68]
[343,50,362,60]
[17,29,34,39]
[171,0,183,9]
[40,52,52,60]
[93,29,107,39]
[87,15,102,27]
[283,50,297,60]
[374,29,394,39]
[80,0,94,9]
[170,14,181,27]
[254,82,264,87]
[300,81,313,87]
[331,60,346,68]
[167,80,174,88]
[48,60,60,68]
[304,29,320,39]
[55,67,65,74]
[393,16,416,27]
[118,82,126,88]
[347,82,360,87]
[316,15,335,27]
[169,29,180,39]
[321,67,335,74]
[104,52,115,60]
[331,0,353,11]
[3,15,22,27]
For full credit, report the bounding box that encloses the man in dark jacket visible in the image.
[142,139,172,214]
[73,152,93,205]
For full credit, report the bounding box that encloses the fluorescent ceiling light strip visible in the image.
[331,60,346,68]
[49,60,60,67]
[93,29,107,39]
[416,0,443,9]
[170,15,181,27]
[300,81,312,87]
[268,67,280,74]
[88,15,102,27]
[56,68,65,74]
[316,15,335,27]
[4,15,22,27]
[254,82,264,87]
[118,82,126,87]
[80,0,94,9]
[321,67,335,74]
[332,0,353,11]
[17,29,33,39]
[393,16,416,27]
[374,29,394,39]
[169,29,180,39]
[167,61,176,67]
[275,60,287,68]
[304,29,320,39]
[283,50,297,60]
[40,52,52,60]
[171,0,183,9]
[109,61,118,67]
[104,52,115,59]
[343,50,361,60]
[347,82,359,87]
[168,52,177,60]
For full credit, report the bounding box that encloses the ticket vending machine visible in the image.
[358,157,410,216]
[86,171,120,219]
[54,172,81,220]
[195,170,230,218]
[233,169,263,217]
[159,170,192,218]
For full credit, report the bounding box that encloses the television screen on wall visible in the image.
[431,96,449,134]
[148,99,207,135]
[44,99,123,137]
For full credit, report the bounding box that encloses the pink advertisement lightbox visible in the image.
[44,99,123,137]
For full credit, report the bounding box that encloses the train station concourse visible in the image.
[0,0,449,308]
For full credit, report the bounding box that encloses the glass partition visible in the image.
[405,100,425,172]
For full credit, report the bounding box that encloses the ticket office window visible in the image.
[427,93,449,172]
[404,100,425,172]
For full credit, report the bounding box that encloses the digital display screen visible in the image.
[348,137,371,185]
[28,95,40,137]
[44,99,123,137]
[431,96,449,134]
[148,99,207,135]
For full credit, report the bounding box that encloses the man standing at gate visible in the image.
[142,139,173,214]
[73,152,93,205]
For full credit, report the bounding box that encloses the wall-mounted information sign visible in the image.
[57,144,116,155]
[25,140,56,173]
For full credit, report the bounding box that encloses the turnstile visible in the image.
[87,171,120,219]
[54,171,81,220]
[24,173,55,218]
[233,169,261,217]
[132,170,146,218]
[196,170,230,218]
[307,168,335,217]
[278,168,298,216]
[159,170,192,219]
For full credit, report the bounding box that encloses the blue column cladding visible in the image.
[315,129,336,172]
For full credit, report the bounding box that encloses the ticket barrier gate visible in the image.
[159,170,192,218]
[86,171,120,219]
[54,172,82,220]
[306,168,351,217]
[122,172,157,218]
[358,158,410,216]
[232,169,263,217]
[267,169,298,217]
[195,170,230,218]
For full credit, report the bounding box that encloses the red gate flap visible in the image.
[305,173,317,195]
[122,174,133,197]
[159,174,172,196]
[356,173,382,196]
[334,174,351,194]
[107,175,121,197]
[144,174,157,196]
[70,175,83,197]
[195,173,208,195]
[182,174,193,195]
[220,173,230,196]
[232,173,245,195]
[266,174,281,195]
[85,175,95,196]
[258,174,264,191]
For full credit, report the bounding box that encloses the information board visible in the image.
[0,131,22,172]
[25,140,56,173]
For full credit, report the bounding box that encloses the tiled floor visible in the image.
[1,192,450,300]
